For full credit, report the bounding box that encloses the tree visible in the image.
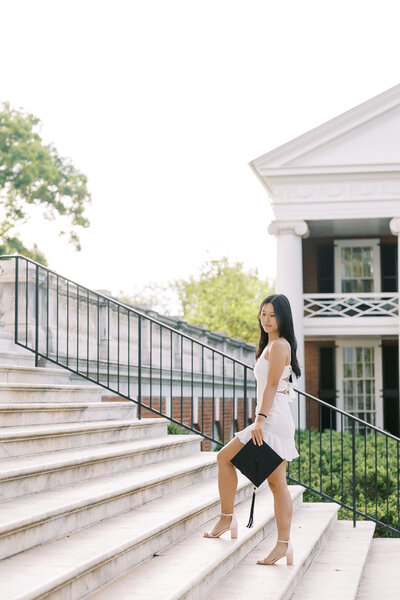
[174,257,274,343]
[119,281,177,316]
[0,102,91,263]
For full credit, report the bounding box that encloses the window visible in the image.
[334,239,380,294]
[343,347,375,427]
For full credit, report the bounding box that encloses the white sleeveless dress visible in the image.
[234,344,299,461]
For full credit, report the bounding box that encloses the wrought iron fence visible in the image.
[0,255,257,449]
[288,391,400,536]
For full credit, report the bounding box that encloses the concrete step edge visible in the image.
[0,434,201,481]
[0,418,167,440]
[0,383,101,391]
[0,364,74,374]
[0,402,136,410]
[0,454,219,559]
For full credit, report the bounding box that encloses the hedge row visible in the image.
[288,429,400,537]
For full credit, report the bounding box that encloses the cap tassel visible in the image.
[246,486,257,528]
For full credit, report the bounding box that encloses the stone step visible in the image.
[0,452,218,560]
[0,364,75,384]
[0,433,200,500]
[0,382,103,403]
[0,402,137,427]
[290,520,375,600]
[0,418,169,457]
[88,486,305,600]
[0,337,27,352]
[356,538,400,599]
[0,350,35,367]
[205,502,339,600]
[0,469,257,599]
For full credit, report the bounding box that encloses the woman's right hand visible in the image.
[251,415,266,446]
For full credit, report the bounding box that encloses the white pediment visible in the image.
[286,104,400,168]
[251,84,400,176]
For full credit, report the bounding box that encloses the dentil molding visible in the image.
[271,179,400,204]
[268,220,310,238]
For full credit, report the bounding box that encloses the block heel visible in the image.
[203,512,238,539]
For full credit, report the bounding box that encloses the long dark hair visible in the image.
[256,293,301,379]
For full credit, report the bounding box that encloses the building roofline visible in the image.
[250,83,400,173]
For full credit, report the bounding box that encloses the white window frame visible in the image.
[335,338,383,430]
[334,238,381,294]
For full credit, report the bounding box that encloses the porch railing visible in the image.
[1,254,399,536]
[304,292,398,318]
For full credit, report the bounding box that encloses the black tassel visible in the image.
[246,487,256,528]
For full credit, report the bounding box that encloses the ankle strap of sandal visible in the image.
[221,512,234,516]
[277,539,289,543]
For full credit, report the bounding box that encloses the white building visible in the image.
[250,83,400,436]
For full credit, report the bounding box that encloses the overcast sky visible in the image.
[1,0,399,306]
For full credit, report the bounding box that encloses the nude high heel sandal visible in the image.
[256,539,294,565]
[203,512,238,539]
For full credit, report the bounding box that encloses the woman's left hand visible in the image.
[251,416,266,446]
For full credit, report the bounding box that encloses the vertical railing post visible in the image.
[138,315,142,419]
[46,271,49,357]
[14,257,19,344]
[127,310,130,398]
[76,285,79,371]
[352,419,356,527]
[35,264,39,367]
[243,368,247,428]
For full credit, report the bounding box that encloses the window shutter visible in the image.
[380,243,398,292]
[317,244,334,293]
[318,346,336,430]
[382,344,399,436]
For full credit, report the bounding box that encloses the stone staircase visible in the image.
[0,346,398,599]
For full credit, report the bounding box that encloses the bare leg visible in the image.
[203,437,244,537]
[257,460,293,564]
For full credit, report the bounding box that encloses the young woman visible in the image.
[203,293,301,566]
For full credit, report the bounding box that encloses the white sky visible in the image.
[1,0,399,305]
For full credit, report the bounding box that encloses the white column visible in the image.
[390,217,400,434]
[268,220,309,428]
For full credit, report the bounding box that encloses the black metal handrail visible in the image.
[1,254,399,536]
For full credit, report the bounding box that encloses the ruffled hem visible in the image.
[234,426,299,462]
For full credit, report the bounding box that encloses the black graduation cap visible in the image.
[231,439,284,527]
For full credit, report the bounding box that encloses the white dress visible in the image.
[234,344,299,461]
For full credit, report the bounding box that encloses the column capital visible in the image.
[268,219,309,238]
[389,217,400,236]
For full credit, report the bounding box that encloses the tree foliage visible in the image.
[174,256,274,343]
[0,102,91,262]
[119,281,176,316]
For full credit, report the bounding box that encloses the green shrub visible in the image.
[167,422,189,435]
[287,429,400,537]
